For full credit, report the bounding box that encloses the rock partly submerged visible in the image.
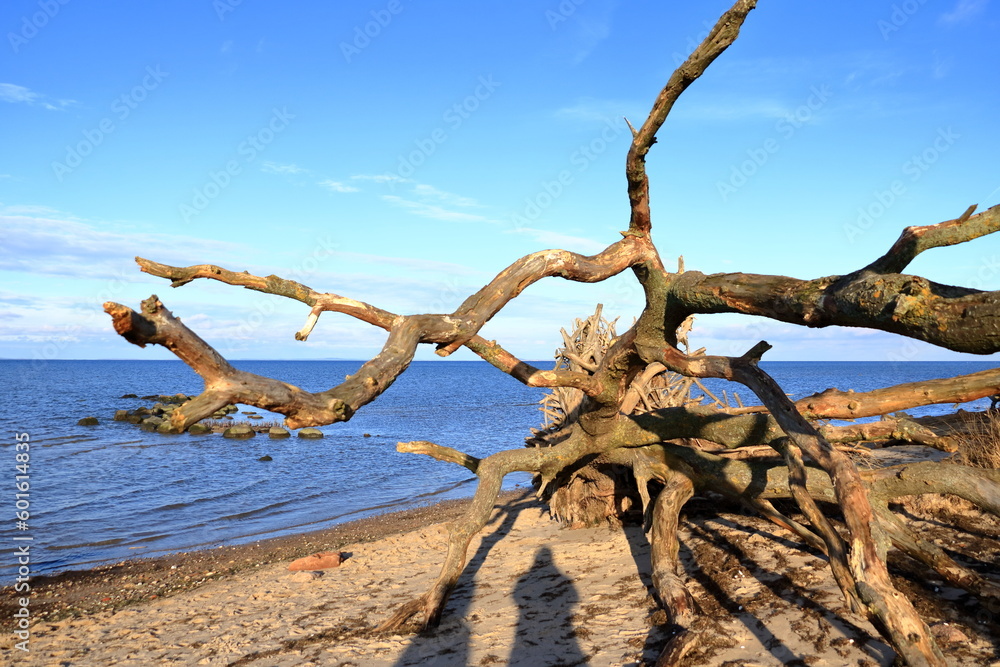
[223,424,256,439]
[157,421,181,434]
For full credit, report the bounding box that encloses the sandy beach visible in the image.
[3,486,999,666]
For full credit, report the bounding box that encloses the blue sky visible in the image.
[1,0,998,364]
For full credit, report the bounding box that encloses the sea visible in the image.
[1,359,997,583]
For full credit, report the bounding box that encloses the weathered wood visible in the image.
[103,1,1000,664]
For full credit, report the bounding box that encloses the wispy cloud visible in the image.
[940,0,988,23]
[0,211,239,279]
[0,83,75,111]
[555,97,634,124]
[410,183,479,207]
[381,195,489,223]
[556,0,618,65]
[505,227,608,255]
[0,83,37,104]
[319,179,360,193]
[261,161,307,175]
[351,173,411,184]
[380,182,491,223]
[1,204,65,216]
[932,50,954,79]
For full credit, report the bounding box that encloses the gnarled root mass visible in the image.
[103,0,1000,664]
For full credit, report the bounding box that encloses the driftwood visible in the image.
[104,2,1000,665]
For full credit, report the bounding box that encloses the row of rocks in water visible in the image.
[217,424,324,440]
[77,394,326,439]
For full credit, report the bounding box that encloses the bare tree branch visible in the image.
[626,0,758,234]
[863,203,988,275]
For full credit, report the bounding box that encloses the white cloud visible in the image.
[261,161,307,175]
[379,182,493,223]
[0,212,240,279]
[381,195,490,223]
[505,227,608,255]
[319,179,360,193]
[557,0,617,65]
[1,203,67,216]
[940,0,988,23]
[0,83,74,111]
[351,173,411,184]
[932,50,954,79]
[410,183,479,207]
[0,83,37,104]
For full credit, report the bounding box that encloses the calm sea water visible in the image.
[0,359,996,581]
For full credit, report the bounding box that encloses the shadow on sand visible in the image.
[391,492,588,666]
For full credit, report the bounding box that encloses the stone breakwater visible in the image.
[80,393,326,440]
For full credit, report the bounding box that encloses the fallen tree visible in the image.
[105,1,1000,664]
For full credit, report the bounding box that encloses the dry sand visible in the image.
[3,483,999,666]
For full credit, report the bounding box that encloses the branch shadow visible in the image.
[691,515,893,664]
[391,490,534,667]
[621,497,896,666]
[620,522,676,664]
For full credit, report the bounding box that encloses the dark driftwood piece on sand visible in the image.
[105,2,1000,665]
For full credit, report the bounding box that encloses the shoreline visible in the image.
[0,489,527,631]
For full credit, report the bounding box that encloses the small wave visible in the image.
[31,436,101,448]
[48,439,147,459]
[49,537,125,550]
[139,479,270,515]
